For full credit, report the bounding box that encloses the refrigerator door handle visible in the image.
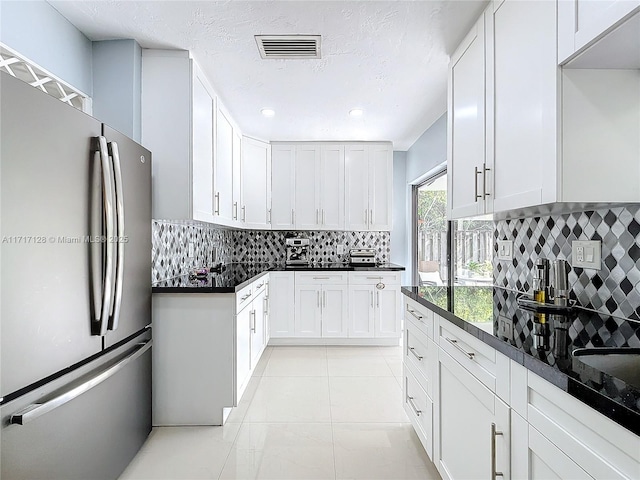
[92,136,116,336]
[9,340,152,426]
[108,141,125,332]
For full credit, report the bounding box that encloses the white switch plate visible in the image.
[337,245,345,255]
[188,242,194,258]
[572,240,601,269]
[497,240,513,261]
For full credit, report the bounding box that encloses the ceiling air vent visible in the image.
[255,35,321,59]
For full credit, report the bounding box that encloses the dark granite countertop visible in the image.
[402,285,640,436]
[152,262,405,293]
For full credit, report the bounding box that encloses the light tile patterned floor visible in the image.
[120,346,441,480]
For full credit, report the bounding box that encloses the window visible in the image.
[452,217,493,286]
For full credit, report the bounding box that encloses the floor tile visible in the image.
[327,356,394,377]
[119,423,240,480]
[326,346,383,358]
[332,423,440,480]
[377,345,404,358]
[244,376,331,423]
[264,355,328,376]
[268,346,327,359]
[329,377,408,423]
[252,347,274,377]
[219,423,335,479]
[226,376,262,424]
[384,357,403,377]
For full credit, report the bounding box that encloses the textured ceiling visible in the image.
[50,1,487,150]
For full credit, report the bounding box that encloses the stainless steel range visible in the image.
[286,237,311,265]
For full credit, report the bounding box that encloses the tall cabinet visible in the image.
[241,136,271,229]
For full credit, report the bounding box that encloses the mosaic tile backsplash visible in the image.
[152,221,391,282]
[494,205,640,322]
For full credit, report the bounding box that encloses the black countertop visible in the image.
[152,262,405,293]
[402,285,640,436]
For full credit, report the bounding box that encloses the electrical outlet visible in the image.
[572,240,601,269]
[337,245,345,255]
[497,315,513,341]
[497,240,513,261]
[188,242,194,258]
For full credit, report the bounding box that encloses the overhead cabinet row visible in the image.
[142,49,392,231]
[448,0,640,219]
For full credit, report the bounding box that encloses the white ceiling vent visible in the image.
[255,35,321,59]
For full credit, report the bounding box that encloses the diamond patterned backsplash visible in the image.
[494,205,640,322]
[233,230,390,264]
[152,221,391,282]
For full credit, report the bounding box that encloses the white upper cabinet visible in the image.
[319,145,345,230]
[294,144,321,229]
[447,12,490,219]
[232,130,242,224]
[270,144,296,229]
[214,105,234,224]
[191,73,215,222]
[345,143,392,231]
[241,136,272,229]
[558,0,640,65]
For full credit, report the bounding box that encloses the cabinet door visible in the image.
[527,425,593,479]
[348,285,375,337]
[241,137,270,228]
[294,285,322,337]
[294,145,321,229]
[264,279,270,345]
[236,306,252,403]
[232,129,242,224]
[319,145,345,230]
[345,144,369,230]
[215,106,234,223]
[321,285,348,337]
[191,74,214,222]
[251,291,266,369]
[374,285,401,338]
[447,15,487,219]
[271,144,296,229]
[436,350,510,480]
[269,272,295,338]
[368,144,392,230]
[491,0,558,212]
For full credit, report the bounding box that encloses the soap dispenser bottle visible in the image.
[532,258,550,327]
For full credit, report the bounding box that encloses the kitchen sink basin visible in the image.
[572,348,640,388]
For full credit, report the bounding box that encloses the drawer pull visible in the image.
[406,306,423,321]
[256,282,264,289]
[407,395,422,416]
[446,337,475,359]
[241,292,252,301]
[409,347,423,361]
[313,276,330,280]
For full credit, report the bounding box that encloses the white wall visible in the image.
[393,112,448,284]
[0,1,92,95]
[92,40,142,142]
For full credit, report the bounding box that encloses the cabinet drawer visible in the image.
[403,298,434,339]
[404,363,433,459]
[252,273,268,295]
[404,319,434,397]
[236,283,253,312]
[438,317,498,393]
[349,271,400,286]
[295,271,348,285]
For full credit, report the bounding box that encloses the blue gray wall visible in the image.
[0,1,93,95]
[391,151,408,282]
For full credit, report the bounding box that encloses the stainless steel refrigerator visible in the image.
[1,72,152,479]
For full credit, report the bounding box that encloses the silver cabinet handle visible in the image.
[316,209,319,225]
[491,423,504,478]
[367,276,383,280]
[406,305,423,322]
[92,136,116,336]
[291,209,295,225]
[256,282,264,289]
[263,296,268,316]
[475,166,483,201]
[483,163,491,198]
[409,347,423,361]
[242,205,246,222]
[317,290,320,308]
[108,141,125,332]
[241,292,252,301]
[214,192,220,215]
[407,396,422,417]
[370,291,374,308]
[376,291,379,307]
[445,337,475,359]
[313,276,330,280]
[251,310,256,333]
[267,208,271,224]
[233,201,238,220]
[323,291,326,308]
[10,340,152,425]
[369,209,373,225]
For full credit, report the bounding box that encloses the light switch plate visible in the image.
[337,245,345,255]
[572,240,601,269]
[497,240,513,261]
[188,242,194,258]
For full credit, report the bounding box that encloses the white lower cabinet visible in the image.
[250,287,267,370]
[235,300,252,401]
[294,273,348,338]
[348,272,401,339]
[269,272,295,337]
[435,349,510,480]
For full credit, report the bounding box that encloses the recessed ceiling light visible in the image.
[261,108,275,117]
[349,108,364,117]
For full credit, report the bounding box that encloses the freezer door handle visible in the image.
[108,141,125,332]
[91,136,116,336]
[10,340,152,426]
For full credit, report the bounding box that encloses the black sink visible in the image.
[572,348,640,388]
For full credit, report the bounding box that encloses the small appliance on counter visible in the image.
[286,237,311,265]
[349,248,377,266]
